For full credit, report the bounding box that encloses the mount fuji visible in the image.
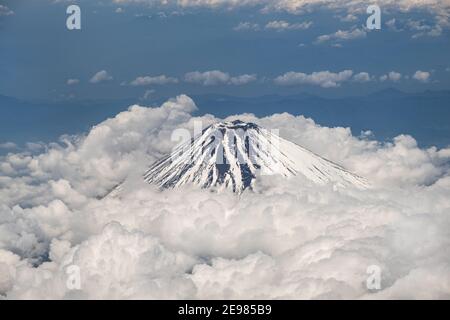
[142,120,369,193]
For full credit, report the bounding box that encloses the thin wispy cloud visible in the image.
[0,142,17,149]
[315,28,367,44]
[67,79,80,86]
[233,22,260,31]
[386,18,402,32]
[265,20,312,31]
[0,5,14,16]
[407,19,443,38]
[141,89,156,100]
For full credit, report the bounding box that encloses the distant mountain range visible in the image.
[190,89,450,148]
[0,95,136,146]
[1,89,449,149]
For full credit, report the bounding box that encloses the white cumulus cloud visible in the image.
[380,71,402,82]
[274,70,354,88]
[1,95,450,299]
[353,72,371,83]
[413,70,431,83]
[89,70,113,84]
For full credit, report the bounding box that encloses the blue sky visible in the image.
[1,0,450,101]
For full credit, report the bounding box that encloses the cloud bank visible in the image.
[1,95,450,299]
[109,0,450,38]
[111,0,450,14]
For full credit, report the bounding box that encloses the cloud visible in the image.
[413,70,431,83]
[67,79,80,86]
[110,0,450,16]
[353,72,371,83]
[89,70,113,84]
[116,1,450,37]
[274,70,354,88]
[0,5,14,16]
[338,13,358,22]
[229,74,258,85]
[380,71,402,82]
[407,19,443,38]
[315,28,367,44]
[233,22,260,31]
[265,20,312,31]
[185,71,257,86]
[107,1,450,38]
[185,71,230,85]
[234,20,312,32]
[1,95,450,299]
[130,75,178,86]
[384,16,446,38]
[0,142,17,150]
[386,18,402,32]
[141,89,156,100]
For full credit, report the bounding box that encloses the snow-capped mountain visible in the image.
[143,120,369,193]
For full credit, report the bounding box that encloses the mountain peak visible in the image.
[143,120,369,193]
[211,120,259,131]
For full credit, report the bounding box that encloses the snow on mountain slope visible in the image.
[143,120,369,193]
